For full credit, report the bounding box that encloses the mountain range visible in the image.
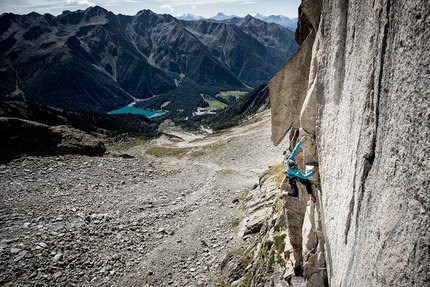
[0,6,297,114]
[178,12,298,31]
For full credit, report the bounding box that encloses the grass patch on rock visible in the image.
[274,233,286,252]
[266,163,286,188]
[274,197,283,214]
[145,146,192,158]
[273,233,287,265]
[204,142,227,152]
[230,216,241,228]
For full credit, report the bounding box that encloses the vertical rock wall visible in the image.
[269,0,429,286]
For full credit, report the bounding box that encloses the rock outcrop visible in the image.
[265,0,429,287]
[0,117,106,163]
[220,133,326,286]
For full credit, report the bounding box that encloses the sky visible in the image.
[0,0,302,19]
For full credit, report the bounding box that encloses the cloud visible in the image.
[156,0,255,5]
[93,0,142,8]
[0,0,95,15]
[160,4,174,12]
[66,0,95,6]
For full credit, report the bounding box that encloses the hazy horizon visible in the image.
[0,0,301,19]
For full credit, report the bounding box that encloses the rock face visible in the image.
[220,153,326,287]
[0,117,106,163]
[267,0,429,286]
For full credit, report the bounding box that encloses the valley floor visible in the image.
[0,111,287,287]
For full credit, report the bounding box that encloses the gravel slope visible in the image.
[0,111,287,287]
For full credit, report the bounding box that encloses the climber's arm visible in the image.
[291,166,318,179]
[295,170,313,179]
[288,141,303,161]
[288,136,308,161]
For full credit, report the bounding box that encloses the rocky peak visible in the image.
[243,14,254,21]
[134,9,178,26]
[58,9,85,25]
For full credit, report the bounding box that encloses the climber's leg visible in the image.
[279,176,289,199]
[298,178,316,202]
[288,178,299,197]
[298,178,313,194]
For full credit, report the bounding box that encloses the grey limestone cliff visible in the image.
[267,0,429,286]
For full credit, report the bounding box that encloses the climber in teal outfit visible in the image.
[280,135,318,203]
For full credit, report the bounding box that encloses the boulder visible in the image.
[0,117,105,163]
[238,207,271,237]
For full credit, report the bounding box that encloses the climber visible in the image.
[280,135,318,203]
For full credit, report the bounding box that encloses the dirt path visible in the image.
[0,111,286,287]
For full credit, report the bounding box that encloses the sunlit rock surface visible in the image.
[268,0,429,286]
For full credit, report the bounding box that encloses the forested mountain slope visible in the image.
[0,6,297,113]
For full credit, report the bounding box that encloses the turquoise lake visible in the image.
[108,106,164,118]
